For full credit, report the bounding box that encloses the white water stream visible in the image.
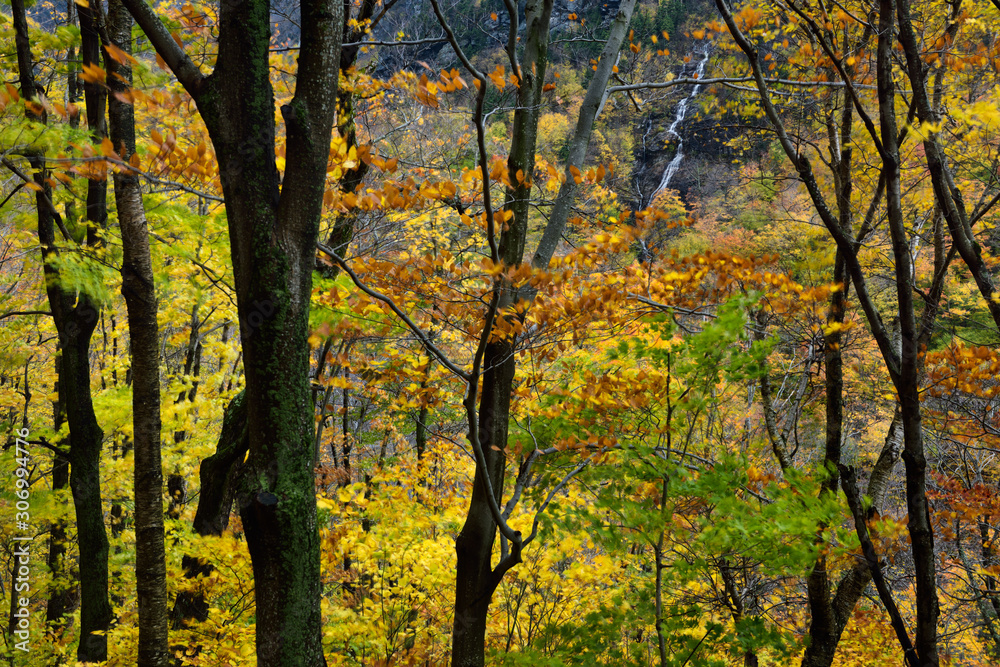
[649,46,712,202]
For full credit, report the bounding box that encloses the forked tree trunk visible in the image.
[123,0,342,662]
[450,0,552,660]
[452,340,517,665]
[449,0,637,661]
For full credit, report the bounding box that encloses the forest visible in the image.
[2,0,1000,664]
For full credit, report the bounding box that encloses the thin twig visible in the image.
[317,243,470,381]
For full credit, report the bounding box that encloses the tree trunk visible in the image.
[877,2,938,661]
[76,0,108,245]
[45,451,74,630]
[45,384,75,632]
[452,340,517,666]
[802,81,852,666]
[64,304,110,663]
[10,0,111,661]
[171,389,248,629]
[448,0,637,660]
[123,0,343,662]
[105,0,170,662]
[449,0,552,660]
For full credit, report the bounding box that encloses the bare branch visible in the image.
[45,155,225,202]
[0,310,51,321]
[120,0,208,95]
[317,243,470,381]
[340,36,447,47]
[608,75,877,94]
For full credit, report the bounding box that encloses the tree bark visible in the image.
[123,0,343,662]
[452,338,517,666]
[450,0,552,661]
[10,0,111,661]
[876,2,938,661]
[171,390,248,630]
[105,0,170,662]
[76,0,108,245]
[802,79,853,667]
[45,384,75,631]
[44,451,74,630]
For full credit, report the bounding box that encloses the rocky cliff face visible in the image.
[361,0,624,77]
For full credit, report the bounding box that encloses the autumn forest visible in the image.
[2,0,1000,664]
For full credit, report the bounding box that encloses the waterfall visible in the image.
[648,46,711,204]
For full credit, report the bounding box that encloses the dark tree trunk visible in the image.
[802,80,853,667]
[452,340,517,666]
[105,0,170,662]
[45,384,75,631]
[171,389,248,629]
[450,0,552,660]
[123,0,343,661]
[10,0,111,661]
[877,2,938,661]
[76,0,108,244]
[446,0,639,660]
[64,301,110,663]
[45,451,74,630]
[169,305,203,518]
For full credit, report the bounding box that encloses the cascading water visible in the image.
[648,46,711,204]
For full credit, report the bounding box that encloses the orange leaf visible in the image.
[488,65,506,89]
[103,43,138,66]
[113,90,135,105]
[80,62,106,84]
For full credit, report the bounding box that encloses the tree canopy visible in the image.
[3,0,1000,665]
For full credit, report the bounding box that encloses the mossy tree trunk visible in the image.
[123,0,342,662]
[11,0,111,661]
